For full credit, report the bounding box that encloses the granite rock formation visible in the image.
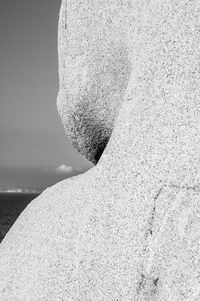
[1,0,200,300]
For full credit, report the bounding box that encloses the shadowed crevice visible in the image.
[93,137,110,164]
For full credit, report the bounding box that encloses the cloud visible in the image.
[55,165,73,174]
[52,165,82,175]
[41,165,84,176]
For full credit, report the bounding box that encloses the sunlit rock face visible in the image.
[1,0,200,300]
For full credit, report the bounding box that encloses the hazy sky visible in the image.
[0,0,93,188]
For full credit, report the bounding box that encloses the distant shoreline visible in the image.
[0,191,41,194]
[0,186,44,194]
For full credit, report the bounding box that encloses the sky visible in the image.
[0,0,93,188]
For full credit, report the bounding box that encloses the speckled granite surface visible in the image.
[1,0,200,300]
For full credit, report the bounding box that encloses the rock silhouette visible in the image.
[1,0,200,300]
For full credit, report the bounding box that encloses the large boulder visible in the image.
[56,0,132,164]
[1,0,200,300]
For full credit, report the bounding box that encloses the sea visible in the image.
[0,192,40,243]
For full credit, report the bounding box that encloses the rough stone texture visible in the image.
[1,0,200,300]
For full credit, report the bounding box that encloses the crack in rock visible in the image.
[153,277,159,287]
[147,187,163,236]
[137,273,145,292]
[168,183,200,193]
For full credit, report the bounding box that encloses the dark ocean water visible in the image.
[0,192,40,243]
